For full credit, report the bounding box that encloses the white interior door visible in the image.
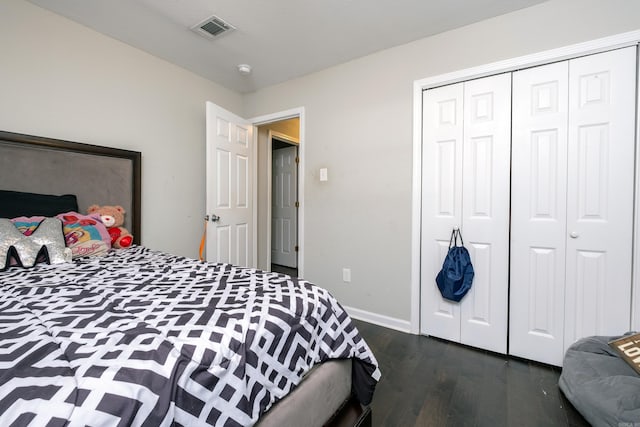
[420,82,464,342]
[510,47,636,366]
[563,46,636,349]
[271,145,298,268]
[206,101,255,266]
[459,73,511,354]
[510,61,569,365]
[420,74,510,353]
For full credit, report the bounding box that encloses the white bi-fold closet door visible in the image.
[421,46,637,364]
[420,73,511,354]
[509,47,637,366]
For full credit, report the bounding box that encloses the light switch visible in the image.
[342,268,351,283]
[319,168,328,182]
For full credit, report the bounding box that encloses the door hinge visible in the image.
[295,246,299,252]
[295,156,300,164]
[295,201,300,208]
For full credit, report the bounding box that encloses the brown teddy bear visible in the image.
[87,204,133,249]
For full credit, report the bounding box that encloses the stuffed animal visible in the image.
[87,204,133,249]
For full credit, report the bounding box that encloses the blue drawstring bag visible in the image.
[435,229,474,302]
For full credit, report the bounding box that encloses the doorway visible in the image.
[271,134,299,276]
[254,115,302,277]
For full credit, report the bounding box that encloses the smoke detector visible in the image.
[191,15,235,39]
[237,64,252,75]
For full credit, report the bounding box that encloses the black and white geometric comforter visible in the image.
[0,246,380,427]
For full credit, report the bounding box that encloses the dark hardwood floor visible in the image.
[353,320,590,427]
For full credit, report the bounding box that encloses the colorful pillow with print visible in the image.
[56,212,111,258]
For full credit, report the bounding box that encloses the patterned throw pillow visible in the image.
[11,212,112,259]
[0,218,70,270]
[57,212,112,258]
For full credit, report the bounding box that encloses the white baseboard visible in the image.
[343,305,413,334]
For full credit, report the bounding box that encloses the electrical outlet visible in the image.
[342,268,351,283]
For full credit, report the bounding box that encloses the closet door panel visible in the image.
[510,61,569,366]
[460,73,511,354]
[564,47,636,349]
[420,83,463,341]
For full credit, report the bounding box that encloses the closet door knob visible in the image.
[569,231,579,238]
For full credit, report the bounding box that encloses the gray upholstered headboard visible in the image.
[0,131,141,244]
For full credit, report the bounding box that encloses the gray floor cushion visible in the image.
[559,335,640,426]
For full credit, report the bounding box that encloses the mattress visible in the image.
[0,246,379,426]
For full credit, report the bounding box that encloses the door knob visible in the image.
[569,231,579,238]
[211,214,221,222]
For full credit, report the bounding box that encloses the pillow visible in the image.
[11,212,111,259]
[0,190,78,218]
[10,215,48,266]
[57,212,111,258]
[0,218,71,270]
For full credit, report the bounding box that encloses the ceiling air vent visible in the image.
[191,15,235,39]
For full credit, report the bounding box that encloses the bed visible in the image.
[0,131,380,427]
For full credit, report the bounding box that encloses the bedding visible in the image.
[0,246,379,426]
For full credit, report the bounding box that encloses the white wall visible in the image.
[243,0,640,323]
[0,0,243,258]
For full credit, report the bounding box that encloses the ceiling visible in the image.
[28,0,547,94]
